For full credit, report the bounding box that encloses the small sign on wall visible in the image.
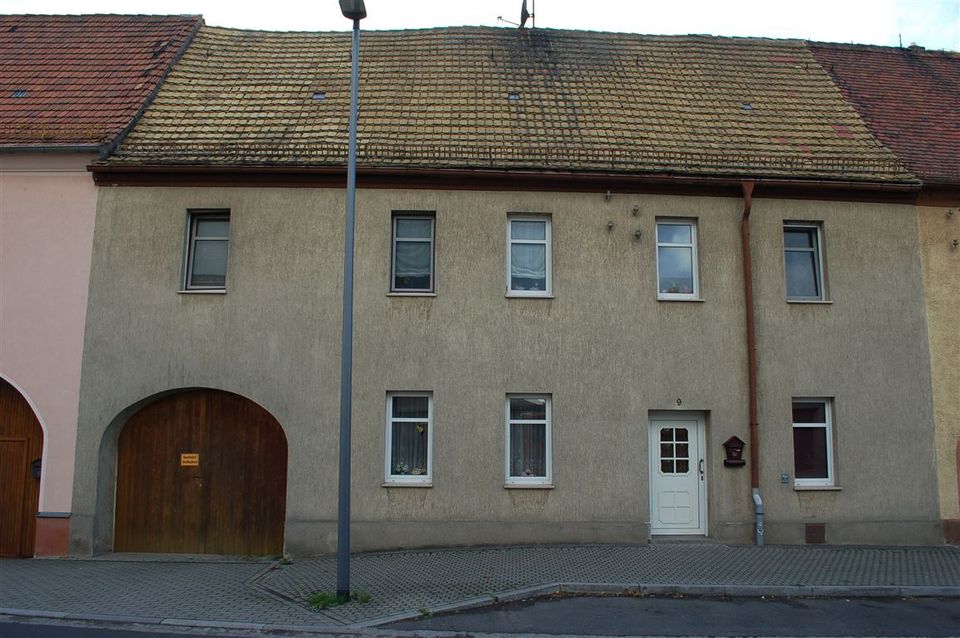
[180,453,199,467]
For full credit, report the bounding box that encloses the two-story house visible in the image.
[70,26,946,555]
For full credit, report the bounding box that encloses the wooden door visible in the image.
[0,379,44,558]
[114,389,287,555]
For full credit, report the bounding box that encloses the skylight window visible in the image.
[11,89,27,98]
[507,91,521,103]
[312,91,327,101]
[740,102,754,111]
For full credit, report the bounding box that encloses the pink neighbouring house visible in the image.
[0,14,202,556]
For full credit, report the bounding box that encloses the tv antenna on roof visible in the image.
[497,0,535,28]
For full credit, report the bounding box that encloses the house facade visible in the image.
[0,14,201,557]
[810,42,960,543]
[66,26,948,556]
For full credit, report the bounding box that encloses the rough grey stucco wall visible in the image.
[72,187,939,555]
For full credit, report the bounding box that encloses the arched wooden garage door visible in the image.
[114,389,287,555]
[0,378,44,558]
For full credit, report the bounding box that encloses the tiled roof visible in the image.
[0,14,202,148]
[810,42,960,185]
[109,26,913,182]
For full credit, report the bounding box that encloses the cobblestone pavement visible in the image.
[259,544,960,625]
[0,558,321,626]
[2,544,959,629]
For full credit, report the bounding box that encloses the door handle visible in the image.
[698,458,705,480]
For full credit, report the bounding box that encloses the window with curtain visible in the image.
[507,216,551,296]
[391,215,434,292]
[385,393,432,485]
[505,395,552,486]
[656,219,699,299]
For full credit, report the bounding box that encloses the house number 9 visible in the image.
[676,398,682,406]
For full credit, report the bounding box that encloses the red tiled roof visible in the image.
[810,42,960,185]
[0,14,202,148]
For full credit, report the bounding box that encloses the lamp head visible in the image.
[340,0,367,20]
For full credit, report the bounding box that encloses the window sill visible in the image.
[793,485,841,491]
[382,481,432,488]
[506,293,555,299]
[657,297,704,303]
[177,289,227,295]
[786,299,832,305]
[504,483,554,489]
[387,292,436,297]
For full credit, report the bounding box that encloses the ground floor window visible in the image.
[505,395,552,486]
[792,398,834,487]
[385,393,432,485]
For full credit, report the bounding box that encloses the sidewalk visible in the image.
[2,543,959,633]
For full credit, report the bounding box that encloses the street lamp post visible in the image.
[337,0,365,600]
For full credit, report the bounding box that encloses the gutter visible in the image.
[1,145,101,154]
[88,164,922,201]
[741,181,764,546]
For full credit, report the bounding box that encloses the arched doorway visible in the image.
[0,378,44,557]
[114,389,287,555]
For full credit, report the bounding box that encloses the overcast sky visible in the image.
[3,0,958,50]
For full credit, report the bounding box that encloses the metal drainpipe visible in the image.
[741,181,763,545]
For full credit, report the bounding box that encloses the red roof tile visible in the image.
[0,14,202,148]
[810,42,960,185]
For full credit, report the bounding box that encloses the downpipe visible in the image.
[742,181,763,546]
[753,488,764,546]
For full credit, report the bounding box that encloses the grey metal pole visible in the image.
[336,17,360,600]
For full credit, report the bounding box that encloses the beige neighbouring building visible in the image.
[68,26,952,555]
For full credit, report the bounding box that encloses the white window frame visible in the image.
[655,218,700,300]
[504,394,553,487]
[791,398,835,487]
[384,392,433,486]
[783,222,826,301]
[506,215,552,297]
[182,210,230,291]
[390,213,435,293]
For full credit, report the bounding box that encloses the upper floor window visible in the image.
[391,214,435,292]
[792,398,835,487]
[507,216,552,296]
[656,219,699,300]
[784,223,826,301]
[183,210,230,291]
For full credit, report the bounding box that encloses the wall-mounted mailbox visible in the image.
[722,436,746,467]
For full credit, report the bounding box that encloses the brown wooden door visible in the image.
[114,389,287,555]
[0,379,44,558]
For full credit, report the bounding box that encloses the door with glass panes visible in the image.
[649,417,706,535]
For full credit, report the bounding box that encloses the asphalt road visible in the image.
[391,594,960,636]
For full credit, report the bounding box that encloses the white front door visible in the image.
[649,417,706,535]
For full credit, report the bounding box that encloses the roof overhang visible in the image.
[89,163,923,204]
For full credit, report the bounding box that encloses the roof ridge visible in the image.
[198,23,811,45]
[808,39,960,56]
[1,13,203,19]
